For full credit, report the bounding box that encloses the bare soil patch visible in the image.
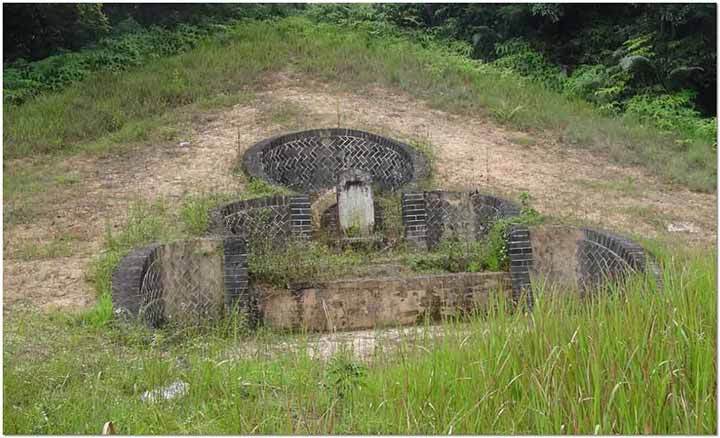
[4,72,716,311]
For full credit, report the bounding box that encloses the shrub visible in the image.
[3,24,215,106]
[624,90,717,145]
[564,64,630,109]
[405,239,491,273]
[492,39,566,91]
[248,240,365,288]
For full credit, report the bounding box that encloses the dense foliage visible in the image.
[377,4,716,116]
[306,3,717,147]
[3,4,296,105]
[2,5,716,190]
[3,4,297,62]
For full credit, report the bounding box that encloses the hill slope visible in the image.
[3,18,716,435]
[4,70,716,311]
[4,17,716,191]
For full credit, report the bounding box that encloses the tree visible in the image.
[4,4,109,62]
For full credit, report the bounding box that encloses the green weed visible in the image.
[4,17,715,191]
[243,178,292,198]
[83,200,181,328]
[248,240,366,288]
[179,193,237,237]
[3,244,716,434]
[12,235,77,261]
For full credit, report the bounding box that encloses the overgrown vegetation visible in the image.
[4,9,716,191]
[248,239,367,288]
[5,244,715,434]
[306,4,717,188]
[3,6,717,434]
[370,4,716,114]
[3,4,297,104]
[405,191,544,273]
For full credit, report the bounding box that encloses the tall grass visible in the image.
[4,17,716,191]
[342,255,716,434]
[4,245,716,434]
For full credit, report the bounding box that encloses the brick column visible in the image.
[402,192,428,250]
[507,225,533,309]
[289,195,312,239]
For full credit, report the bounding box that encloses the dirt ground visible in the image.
[3,72,716,311]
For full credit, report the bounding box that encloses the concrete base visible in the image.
[257,271,511,332]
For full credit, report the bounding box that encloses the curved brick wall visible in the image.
[111,243,161,320]
[507,225,663,308]
[242,128,429,192]
[113,191,661,331]
[111,238,250,328]
[578,227,663,293]
[209,195,312,244]
[401,190,521,249]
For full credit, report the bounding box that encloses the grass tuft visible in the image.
[4,244,715,434]
[4,17,715,191]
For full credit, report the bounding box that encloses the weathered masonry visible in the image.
[112,128,662,331]
[242,128,429,192]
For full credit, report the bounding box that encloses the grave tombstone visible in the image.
[337,169,375,237]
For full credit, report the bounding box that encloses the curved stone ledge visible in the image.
[242,128,429,192]
[111,238,249,328]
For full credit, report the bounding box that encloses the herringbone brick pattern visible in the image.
[262,134,413,191]
[471,193,521,237]
[223,205,292,243]
[160,250,225,325]
[576,228,656,294]
[425,195,475,246]
[138,254,164,327]
[122,239,248,328]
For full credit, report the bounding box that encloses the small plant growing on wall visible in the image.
[485,191,545,270]
[343,223,361,238]
[403,192,545,274]
[518,191,541,222]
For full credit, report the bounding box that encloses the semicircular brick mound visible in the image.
[111,238,251,328]
[242,128,429,192]
[506,224,663,307]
